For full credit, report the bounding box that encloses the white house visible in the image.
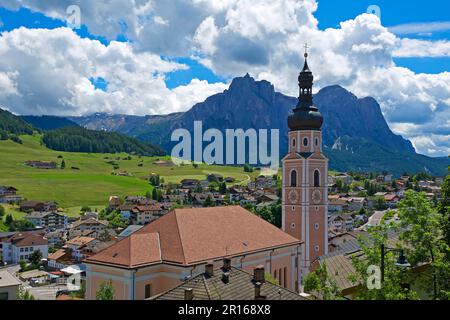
[1,232,48,264]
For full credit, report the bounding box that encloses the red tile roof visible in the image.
[86,206,301,268]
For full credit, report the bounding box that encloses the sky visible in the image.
[0,0,449,157]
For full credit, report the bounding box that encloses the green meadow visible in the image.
[0,135,258,211]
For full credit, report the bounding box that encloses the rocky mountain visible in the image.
[70,75,450,176]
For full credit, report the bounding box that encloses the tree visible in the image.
[5,214,13,225]
[219,182,227,195]
[80,206,92,214]
[99,229,112,242]
[29,250,43,267]
[374,196,387,210]
[398,190,450,299]
[145,190,152,199]
[17,287,35,300]
[0,205,5,217]
[203,196,215,207]
[60,159,66,169]
[349,225,419,300]
[303,263,342,300]
[243,164,254,173]
[152,188,162,201]
[96,280,115,300]
[149,174,160,187]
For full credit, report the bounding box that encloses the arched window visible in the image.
[314,170,320,187]
[291,170,297,187]
[303,138,309,147]
[315,137,319,147]
[292,138,296,148]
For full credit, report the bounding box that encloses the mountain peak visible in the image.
[228,74,275,99]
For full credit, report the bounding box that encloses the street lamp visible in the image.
[380,245,411,283]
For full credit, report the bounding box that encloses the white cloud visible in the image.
[394,38,450,57]
[389,21,450,35]
[0,27,227,116]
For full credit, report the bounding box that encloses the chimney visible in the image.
[205,263,214,277]
[222,258,231,271]
[254,282,266,300]
[222,272,230,284]
[253,265,265,283]
[184,288,194,301]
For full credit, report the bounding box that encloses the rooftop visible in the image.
[85,206,301,268]
[155,263,306,301]
[0,271,21,288]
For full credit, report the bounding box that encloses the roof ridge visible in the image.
[202,274,212,300]
[173,210,187,265]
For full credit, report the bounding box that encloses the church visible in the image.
[84,51,328,299]
[282,48,329,279]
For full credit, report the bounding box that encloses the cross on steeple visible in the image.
[304,43,310,58]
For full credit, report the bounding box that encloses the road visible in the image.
[358,210,388,230]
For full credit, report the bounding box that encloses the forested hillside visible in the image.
[42,126,165,156]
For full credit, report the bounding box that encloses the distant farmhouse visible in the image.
[25,160,57,169]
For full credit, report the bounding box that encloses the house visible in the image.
[248,176,276,190]
[48,249,73,270]
[25,211,68,230]
[1,232,48,264]
[180,179,200,190]
[108,196,121,209]
[131,205,166,225]
[84,206,303,300]
[377,174,393,183]
[384,193,400,208]
[0,186,22,204]
[329,174,353,185]
[347,197,367,211]
[207,173,224,183]
[124,196,155,206]
[328,198,348,213]
[64,236,97,262]
[25,160,57,169]
[154,262,306,300]
[44,230,67,247]
[0,270,21,300]
[19,201,57,213]
[69,218,108,238]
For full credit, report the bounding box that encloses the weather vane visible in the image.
[304,43,310,58]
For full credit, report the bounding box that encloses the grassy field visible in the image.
[0,134,259,209]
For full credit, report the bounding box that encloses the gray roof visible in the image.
[0,271,21,287]
[155,266,307,301]
[118,225,144,238]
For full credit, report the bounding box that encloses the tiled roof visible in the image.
[86,206,301,268]
[10,233,48,247]
[155,266,307,300]
[85,233,161,268]
[65,236,96,247]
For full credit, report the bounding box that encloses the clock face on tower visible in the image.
[288,190,299,204]
[312,190,322,204]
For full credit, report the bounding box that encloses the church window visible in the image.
[315,245,320,252]
[315,137,319,147]
[314,170,320,187]
[315,223,320,230]
[292,138,296,148]
[291,223,296,229]
[290,170,297,187]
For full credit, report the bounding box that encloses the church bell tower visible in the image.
[282,46,328,284]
